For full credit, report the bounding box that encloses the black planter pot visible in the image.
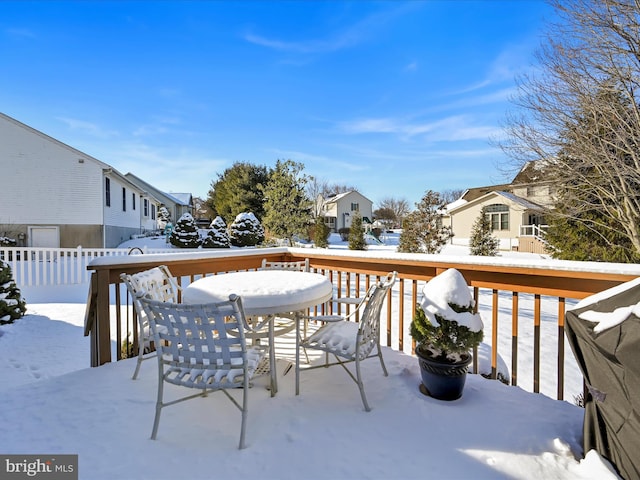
[416,344,472,401]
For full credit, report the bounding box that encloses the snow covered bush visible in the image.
[411,268,484,363]
[202,216,230,248]
[169,213,201,248]
[229,212,264,247]
[0,260,26,324]
[157,206,171,230]
[0,237,16,246]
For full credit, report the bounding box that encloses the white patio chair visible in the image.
[139,294,267,450]
[247,258,311,339]
[296,271,397,411]
[260,257,310,272]
[120,265,182,380]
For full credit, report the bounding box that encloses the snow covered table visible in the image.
[183,270,333,396]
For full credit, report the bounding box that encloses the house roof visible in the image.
[166,192,192,206]
[448,190,545,214]
[125,173,191,206]
[461,184,512,202]
[323,190,373,205]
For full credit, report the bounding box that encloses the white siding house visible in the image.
[125,173,193,225]
[319,191,374,232]
[0,112,164,248]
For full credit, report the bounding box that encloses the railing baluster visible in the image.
[557,297,566,401]
[512,292,519,387]
[533,294,541,393]
[492,289,499,380]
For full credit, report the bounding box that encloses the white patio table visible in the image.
[182,270,333,396]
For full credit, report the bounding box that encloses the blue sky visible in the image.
[0,1,554,207]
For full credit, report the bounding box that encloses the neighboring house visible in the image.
[444,162,554,253]
[318,190,374,232]
[125,173,193,226]
[0,112,175,248]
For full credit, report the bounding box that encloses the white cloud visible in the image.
[56,117,119,138]
[5,28,36,39]
[337,114,501,143]
[243,3,419,54]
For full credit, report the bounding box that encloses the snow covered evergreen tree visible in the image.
[169,213,201,248]
[0,260,26,324]
[202,216,230,248]
[229,212,265,247]
[157,206,171,230]
[469,206,499,256]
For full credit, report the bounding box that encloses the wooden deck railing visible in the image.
[85,246,640,401]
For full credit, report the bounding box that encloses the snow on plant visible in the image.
[169,213,201,248]
[202,216,230,248]
[0,260,26,324]
[411,268,484,362]
[229,212,264,247]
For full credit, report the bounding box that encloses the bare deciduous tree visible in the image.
[499,0,640,256]
[377,197,410,228]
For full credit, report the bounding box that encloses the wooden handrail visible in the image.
[86,246,640,400]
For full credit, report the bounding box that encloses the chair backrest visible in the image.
[140,295,251,387]
[260,258,310,272]
[356,272,397,359]
[120,265,181,324]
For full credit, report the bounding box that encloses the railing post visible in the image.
[95,268,112,365]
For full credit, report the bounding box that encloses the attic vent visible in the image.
[78,159,85,163]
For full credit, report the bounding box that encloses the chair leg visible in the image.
[355,358,371,412]
[239,382,248,449]
[150,365,165,440]
[131,329,145,380]
[377,343,388,377]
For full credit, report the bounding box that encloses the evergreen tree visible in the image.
[260,159,312,246]
[0,260,26,324]
[202,216,230,248]
[313,216,331,248]
[398,190,452,254]
[544,194,640,263]
[348,211,367,251]
[469,206,499,256]
[206,162,269,225]
[229,212,265,247]
[169,213,201,248]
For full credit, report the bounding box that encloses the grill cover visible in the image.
[565,279,640,480]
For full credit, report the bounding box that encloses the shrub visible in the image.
[229,212,265,247]
[0,260,27,324]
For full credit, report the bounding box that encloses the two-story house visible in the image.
[318,190,374,232]
[443,162,553,253]
[0,112,177,248]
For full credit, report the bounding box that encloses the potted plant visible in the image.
[410,268,484,400]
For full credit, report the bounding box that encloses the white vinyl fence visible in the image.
[0,246,168,287]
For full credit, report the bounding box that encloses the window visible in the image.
[151,204,156,220]
[122,187,126,212]
[351,202,359,212]
[143,199,149,217]
[105,178,111,207]
[132,193,136,210]
[485,204,509,231]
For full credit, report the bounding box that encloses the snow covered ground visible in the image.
[0,233,624,479]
